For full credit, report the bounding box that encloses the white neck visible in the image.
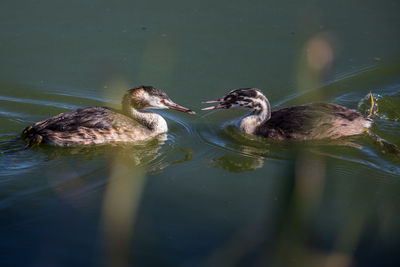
[122,94,168,135]
[124,106,168,135]
[239,96,271,134]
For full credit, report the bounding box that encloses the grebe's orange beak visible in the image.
[164,100,196,114]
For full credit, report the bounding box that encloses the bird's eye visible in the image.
[160,99,165,103]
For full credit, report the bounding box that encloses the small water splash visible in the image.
[358,91,400,122]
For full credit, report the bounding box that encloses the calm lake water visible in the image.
[1,0,400,266]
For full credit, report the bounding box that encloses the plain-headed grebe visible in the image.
[202,88,374,140]
[22,86,195,147]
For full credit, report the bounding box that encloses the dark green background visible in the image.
[1,0,399,266]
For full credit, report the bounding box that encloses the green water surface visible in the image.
[1,0,400,266]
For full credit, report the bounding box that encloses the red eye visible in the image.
[160,99,165,103]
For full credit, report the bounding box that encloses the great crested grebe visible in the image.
[22,85,195,147]
[202,88,374,140]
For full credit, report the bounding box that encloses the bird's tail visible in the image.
[24,134,43,150]
[21,126,43,149]
[21,125,33,139]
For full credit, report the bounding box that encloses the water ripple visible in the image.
[0,95,82,110]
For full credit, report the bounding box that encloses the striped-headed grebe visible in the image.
[202,88,374,140]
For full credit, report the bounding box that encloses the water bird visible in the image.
[202,88,398,152]
[22,86,195,147]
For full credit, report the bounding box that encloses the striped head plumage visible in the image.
[202,88,271,114]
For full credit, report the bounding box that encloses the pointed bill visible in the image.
[201,99,226,110]
[201,104,227,110]
[165,100,196,114]
[202,100,221,104]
